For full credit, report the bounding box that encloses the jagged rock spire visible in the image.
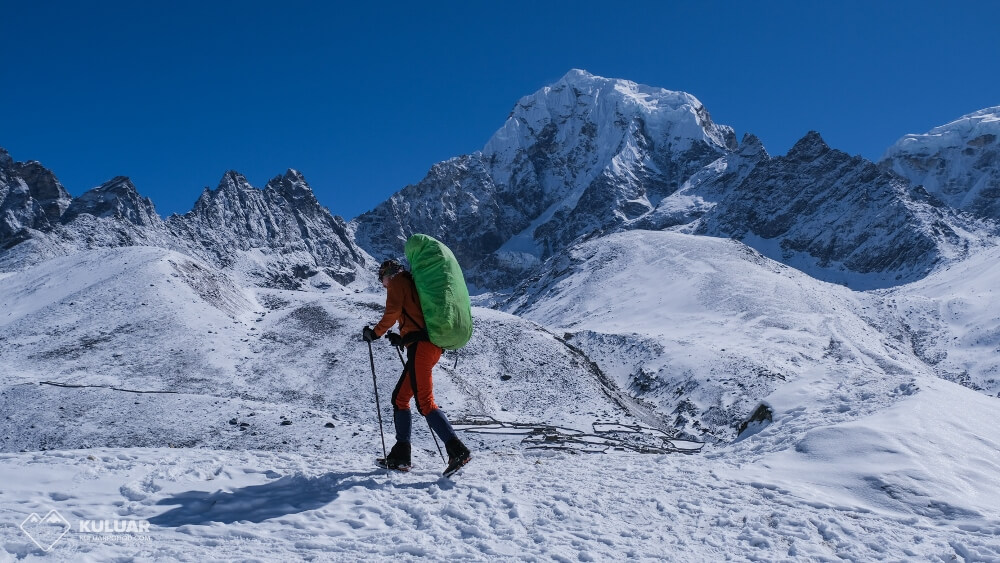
[0,148,73,242]
[62,176,160,227]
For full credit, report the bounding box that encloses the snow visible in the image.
[880,244,1000,394]
[484,69,730,179]
[887,106,1000,154]
[2,235,1000,560]
[1,384,997,560]
[482,70,735,261]
[738,375,1000,522]
[881,106,1000,213]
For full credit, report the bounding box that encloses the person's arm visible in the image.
[373,278,403,337]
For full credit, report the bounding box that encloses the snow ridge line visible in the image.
[39,381,180,394]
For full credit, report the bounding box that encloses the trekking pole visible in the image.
[395,345,446,463]
[368,341,388,463]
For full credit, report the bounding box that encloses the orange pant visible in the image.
[391,341,442,415]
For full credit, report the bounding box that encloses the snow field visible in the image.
[1,441,996,561]
[2,236,1000,560]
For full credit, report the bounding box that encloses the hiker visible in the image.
[362,258,471,473]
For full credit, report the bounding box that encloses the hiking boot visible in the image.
[384,441,411,470]
[443,438,471,476]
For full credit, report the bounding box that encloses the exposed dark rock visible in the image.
[0,149,72,242]
[737,403,773,438]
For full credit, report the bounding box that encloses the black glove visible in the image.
[362,326,377,343]
[387,332,402,347]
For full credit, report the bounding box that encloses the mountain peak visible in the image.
[881,105,1000,218]
[737,133,769,158]
[0,150,72,241]
[283,168,306,183]
[218,170,253,192]
[187,171,255,217]
[485,70,736,164]
[0,147,13,170]
[62,176,159,226]
[559,68,595,84]
[265,168,319,205]
[357,71,740,288]
[102,175,138,193]
[886,105,1000,155]
[785,131,830,161]
[935,105,1000,133]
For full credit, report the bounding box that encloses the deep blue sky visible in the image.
[3,1,997,220]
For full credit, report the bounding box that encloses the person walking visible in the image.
[363,259,471,474]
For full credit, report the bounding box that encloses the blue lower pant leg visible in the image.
[425,408,458,443]
[393,408,412,443]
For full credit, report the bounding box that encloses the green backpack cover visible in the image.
[404,233,473,350]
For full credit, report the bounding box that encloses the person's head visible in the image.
[377,259,404,288]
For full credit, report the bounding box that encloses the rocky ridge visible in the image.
[0,154,369,287]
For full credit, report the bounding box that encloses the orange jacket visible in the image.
[373,272,426,340]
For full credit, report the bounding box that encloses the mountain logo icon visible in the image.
[20,509,71,552]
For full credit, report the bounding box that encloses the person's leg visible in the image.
[384,369,413,468]
[426,408,457,442]
[409,342,470,467]
[409,342,441,416]
[391,369,414,443]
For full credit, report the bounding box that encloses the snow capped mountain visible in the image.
[6,73,995,296]
[354,71,995,294]
[882,106,1000,219]
[351,154,499,268]
[481,69,737,246]
[0,155,175,271]
[352,69,737,289]
[635,132,770,231]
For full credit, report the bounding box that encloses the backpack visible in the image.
[404,234,473,350]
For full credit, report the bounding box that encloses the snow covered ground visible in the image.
[879,244,1000,395]
[1,238,1000,560]
[1,379,997,562]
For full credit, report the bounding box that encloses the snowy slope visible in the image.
[1,241,999,560]
[0,247,258,392]
[879,244,1000,395]
[0,247,654,454]
[501,230,933,442]
[733,375,1000,524]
